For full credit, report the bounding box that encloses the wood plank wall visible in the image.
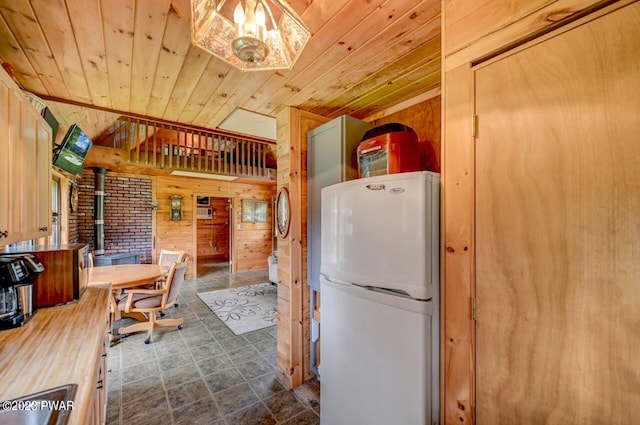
[372,95,441,172]
[441,1,632,424]
[154,175,275,276]
[275,107,329,389]
[232,196,274,271]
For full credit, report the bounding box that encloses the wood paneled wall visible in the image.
[154,175,275,276]
[232,197,273,271]
[275,107,329,389]
[372,95,441,172]
[441,1,637,424]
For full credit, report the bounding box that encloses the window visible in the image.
[50,177,60,245]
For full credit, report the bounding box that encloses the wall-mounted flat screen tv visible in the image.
[52,124,93,176]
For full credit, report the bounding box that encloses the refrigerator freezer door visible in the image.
[321,171,439,300]
[320,277,435,425]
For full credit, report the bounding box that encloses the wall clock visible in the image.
[276,187,290,238]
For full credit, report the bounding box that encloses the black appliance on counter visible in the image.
[0,255,44,330]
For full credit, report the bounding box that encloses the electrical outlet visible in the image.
[237,224,241,230]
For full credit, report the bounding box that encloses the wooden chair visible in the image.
[158,249,186,268]
[116,261,187,344]
[87,252,94,268]
[154,249,186,289]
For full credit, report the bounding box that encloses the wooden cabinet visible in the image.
[0,70,51,246]
[90,330,108,425]
[3,244,90,307]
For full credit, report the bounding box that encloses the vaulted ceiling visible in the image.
[0,0,441,143]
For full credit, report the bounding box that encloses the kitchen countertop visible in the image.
[0,285,110,425]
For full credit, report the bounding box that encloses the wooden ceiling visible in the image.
[0,0,441,143]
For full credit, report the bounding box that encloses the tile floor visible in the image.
[105,261,320,425]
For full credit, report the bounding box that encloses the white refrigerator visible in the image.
[320,171,440,425]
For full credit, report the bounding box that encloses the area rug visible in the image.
[197,283,277,335]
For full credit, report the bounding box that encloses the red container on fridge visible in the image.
[357,123,420,178]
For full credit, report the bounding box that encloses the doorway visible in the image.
[195,195,232,276]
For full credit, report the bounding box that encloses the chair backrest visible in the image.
[158,249,186,268]
[164,262,188,306]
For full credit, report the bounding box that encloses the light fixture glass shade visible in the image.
[190,0,311,71]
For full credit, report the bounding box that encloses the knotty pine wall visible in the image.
[232,196,274,270]
[372,95,441,172]
[155,175,275,277]
[275,107,330,389]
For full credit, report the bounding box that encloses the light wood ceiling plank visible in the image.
[130,0,171,113]
[101,0,135,112]
[46,100,120,142]
[176,58,231,124]
[45,102,75,143]
[66,0,111,109]
[240,0,386,113]
[207,73,274,128]
[0,13,47,94]
[354,71,440,117]
[322,61,441,118]
[0,0,70,98]
[305,33,441,116]
[287,0,315,19]
[145,0,192,118]
[192,71,255,127]
[328,58,440,117]
[254,0,438,115]
[30,0,92,103]
[162,44,211,122]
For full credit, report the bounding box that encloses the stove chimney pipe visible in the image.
[93,167,107,255]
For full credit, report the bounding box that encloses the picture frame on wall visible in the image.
[196,196,210,206]
[241,199,268,223]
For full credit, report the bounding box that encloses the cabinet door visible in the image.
[36,118,52,235]
[1,89,25,244]
[475,3,640,424]
[21,106,38,238]
[0,79,9,241]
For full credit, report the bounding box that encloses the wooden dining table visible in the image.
[88,264,167,290]
[88,264,167,342]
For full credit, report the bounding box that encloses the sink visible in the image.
[0,384,77,425]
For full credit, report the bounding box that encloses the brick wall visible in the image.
[77,170,153,263]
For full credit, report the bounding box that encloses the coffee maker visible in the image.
[0,255,43,330]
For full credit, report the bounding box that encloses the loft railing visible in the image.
[99,117,276,180]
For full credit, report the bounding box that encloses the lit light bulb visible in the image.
[255,2,266,40]
[234,2,245,36]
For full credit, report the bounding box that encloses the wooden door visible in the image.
[474,3,640,424]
